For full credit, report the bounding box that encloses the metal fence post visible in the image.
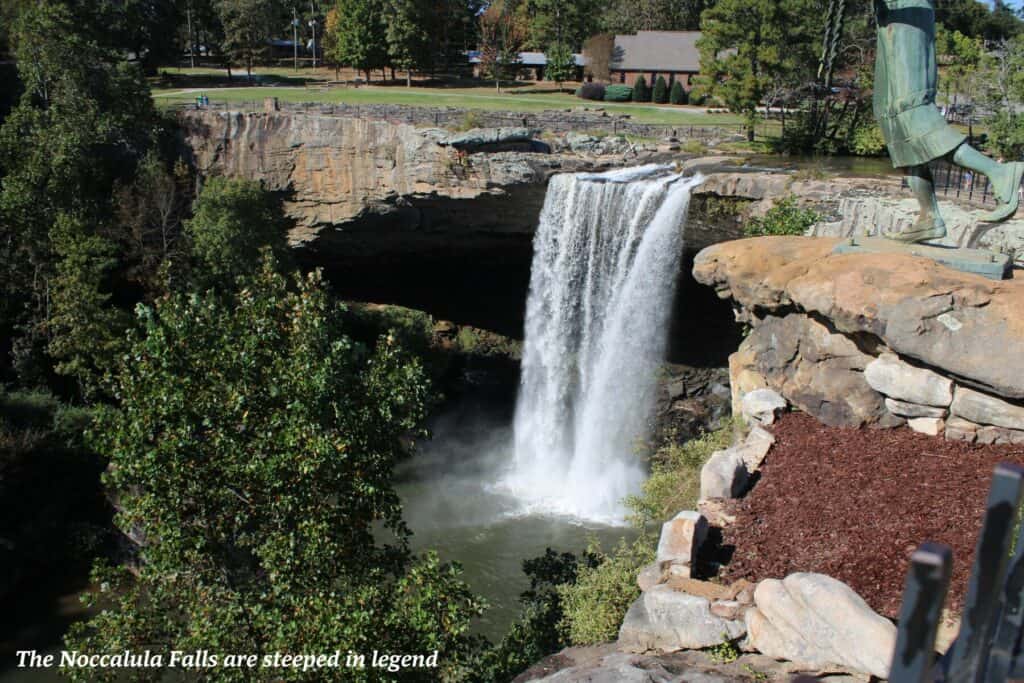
[889,543,953,683]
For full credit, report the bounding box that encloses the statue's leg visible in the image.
[886,165,947,243]
[952,143,1024,222]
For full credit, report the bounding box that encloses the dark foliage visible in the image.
[576,81,607,101]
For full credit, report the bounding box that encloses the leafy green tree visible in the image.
[216,0,282,82]
[519,0,602,51]
[64,256,486,682]
[385,0,431,86]
[633,74,650,102]
[0,1,160,388]
[544,41,575,89]
[45,216,130,399]
[976,36,1024,159]
[937,24,984,108]
[329,0,388,81]
[476,549,596,681]
[185,176,289,290]
[652,75,668,103]
[669,79,687,105]
[694,0,819,141]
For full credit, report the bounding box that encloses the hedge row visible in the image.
[575,78,694,105]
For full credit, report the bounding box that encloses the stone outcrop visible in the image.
[745,573,897,679]
[180,110,587,247]
[619,585,747,653]
[694,236,1024,438]
[514,644,809,682]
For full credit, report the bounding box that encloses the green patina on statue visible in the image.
[874,0,1024,242]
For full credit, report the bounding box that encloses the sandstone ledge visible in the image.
[693,236,1024,402]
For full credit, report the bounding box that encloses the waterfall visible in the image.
[503,165,703,524]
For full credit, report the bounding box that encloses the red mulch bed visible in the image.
[719,412,1024,618]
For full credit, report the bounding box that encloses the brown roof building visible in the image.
[610,31,702,90]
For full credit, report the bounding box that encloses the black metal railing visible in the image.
[889,463,1024,681]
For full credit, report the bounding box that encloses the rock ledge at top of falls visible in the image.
[692,236,1024,401]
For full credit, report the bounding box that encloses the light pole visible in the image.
[309,1,317,70]
[186,1,195,68]
[292,8,299,71]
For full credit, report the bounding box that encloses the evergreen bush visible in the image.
[603,84,633,102]
[653,75,669,103]
[633,75,650,102]
[669,80,688,105]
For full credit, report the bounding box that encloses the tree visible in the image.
[478,0,526,93]
[545,41,575,89]
[216,0,281,82]
[694,0,819,141]
[633,74,649,102]
[0,1,160,389]
[582,33,614,82]
[45,215,130,399]
[652,74,668,103]
[111,152,193,297]
[520,0,602,51]
[976,36,1024,159]
[185,176,289,290]
[64,256,486,682]
[669,79,687,105]
[937,24,984,110]
[328,0,388,82]
[385,0,431,86]
[599,0,709,33]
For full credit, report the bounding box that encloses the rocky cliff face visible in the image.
[694,236,1024,442]
[180,110,600,254]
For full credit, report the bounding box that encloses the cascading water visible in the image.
[503,165,703,524]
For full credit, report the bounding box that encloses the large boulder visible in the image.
[728,312,894,428]
[745,573,896,678]
[619,585,746,653]
[656,511,708,566]
[740,389,787,425]
[693,237,1024,402]
[700,449,749,500]
[951,386,1024,431]
[864,353,953,407]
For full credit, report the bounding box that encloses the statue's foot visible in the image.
[883,219,947,244]
[982,161,1024,223]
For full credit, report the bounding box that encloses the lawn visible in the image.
[151,67,747,126]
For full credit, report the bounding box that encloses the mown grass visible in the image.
[152,82,748,127]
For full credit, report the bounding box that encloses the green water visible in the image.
[394,395,635,641]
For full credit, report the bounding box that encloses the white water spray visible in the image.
[503,165,703,524]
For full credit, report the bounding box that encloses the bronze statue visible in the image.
[873,0,1024,242]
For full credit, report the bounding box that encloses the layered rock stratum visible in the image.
[694,236,1024,441]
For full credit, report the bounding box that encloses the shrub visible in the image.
[577,82,606,101]
[558,536,654,645]
[851,123,886,156]
[745,196,822,237]
[603,84,633,102]
[633,75,650,103]
[670,80,688,105]
[475,549,596,681]
[653,75,668,104]
[626,419,737,525]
